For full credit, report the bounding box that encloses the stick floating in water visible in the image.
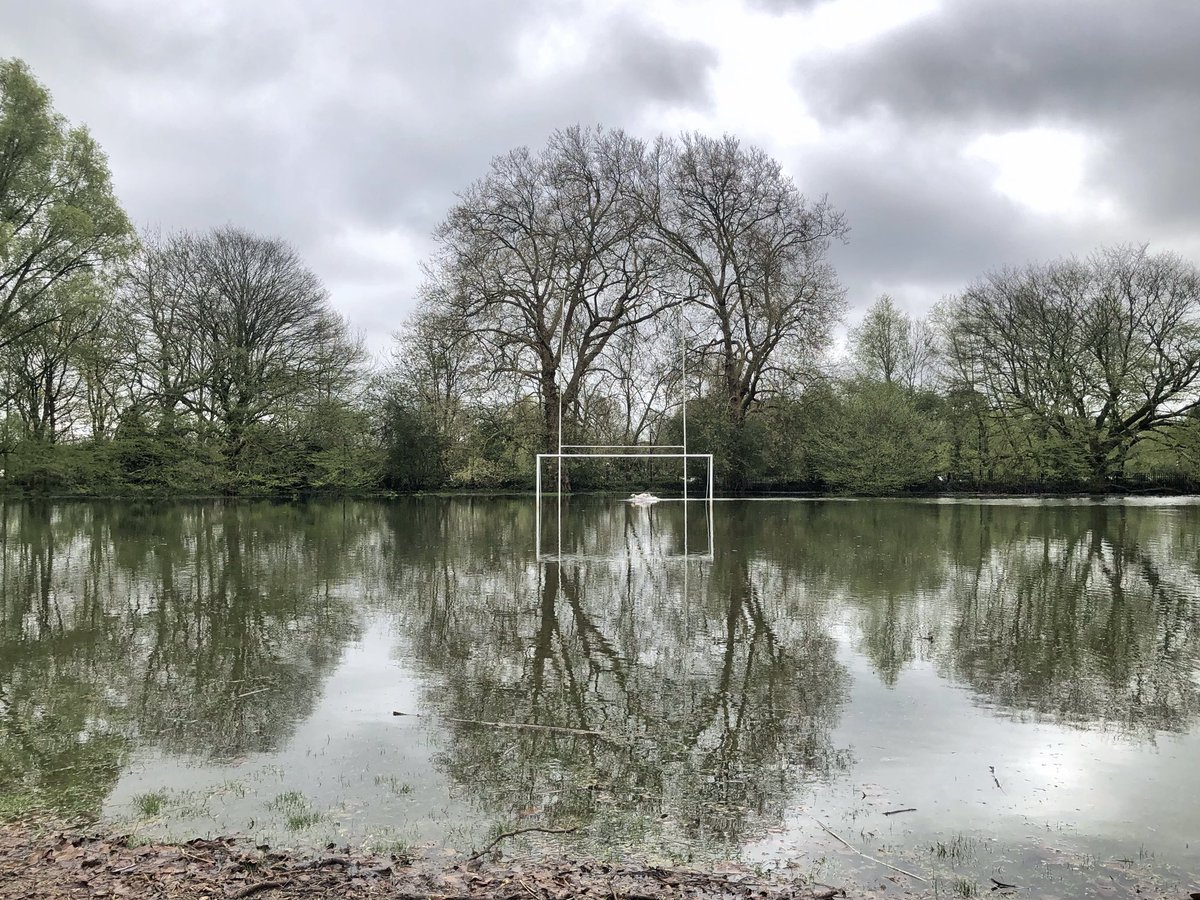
[808,815,928,883]
[391,711,620,742]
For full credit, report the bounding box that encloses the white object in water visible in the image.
[629,491,660,505]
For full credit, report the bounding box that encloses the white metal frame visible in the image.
[535,451,714,560]
[535,313,715,561]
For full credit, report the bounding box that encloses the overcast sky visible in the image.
[3,0,1198,356]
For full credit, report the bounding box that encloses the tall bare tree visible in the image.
[640,133,847,485]
[433,125,671,452]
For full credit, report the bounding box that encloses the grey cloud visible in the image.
[601,16,716,108]
[309,8,717,231]
[0,0,717,341]
[798,0,1200,126]
[800,135,1091,311]
[746,0,830,13]
[790,0,1200,308]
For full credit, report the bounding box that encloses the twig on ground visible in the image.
[289,855,351,871]
[882,808,917,816]
[808,815,928,883]
[231,880,289,899]
[469,826,581,861]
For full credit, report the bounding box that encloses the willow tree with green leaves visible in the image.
[0,59,132,354]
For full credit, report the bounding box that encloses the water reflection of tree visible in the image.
[126,504,363,755]
[738,500,1200,734]
[940,504,1200,733]
[384,501,849,852]
[0,501,369,816]
[720,501,954,686]
[0,503,129,816]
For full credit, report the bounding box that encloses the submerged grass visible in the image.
[267,790,321,831]
[267,791,307,812]
[373,774,413,795]
[930,833,976,862]
[285,810,322,831]
[132,791,166,818]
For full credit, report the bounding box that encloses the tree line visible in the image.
[5,57,1200,496]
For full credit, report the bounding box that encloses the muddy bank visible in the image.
[0,821,851,900]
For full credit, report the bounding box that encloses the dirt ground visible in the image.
[0,820,850,899]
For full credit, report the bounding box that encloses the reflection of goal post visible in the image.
[535,318,715,561]
[535,449,715,560]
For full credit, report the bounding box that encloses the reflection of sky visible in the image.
[746,628,1200,887]
[106,619,480,849]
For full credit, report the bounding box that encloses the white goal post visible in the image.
[534,307,715,560]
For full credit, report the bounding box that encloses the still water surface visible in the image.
[2,498,1198,896]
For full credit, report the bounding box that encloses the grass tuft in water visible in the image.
[267,791,307,812]
[285,810,322,831]
[372,775,413,795]
[952,877,978,897]
[930,833,976,861]
[133,792,167,818]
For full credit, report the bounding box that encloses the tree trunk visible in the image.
[1088,433,1126,486]
[724,396,750,495]
[541,370,560,455]
[541,370,572,491]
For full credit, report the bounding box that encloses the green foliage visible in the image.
[813,381,945,493]
[381,397,448,490]
[3,438,118,494]
[660,396,770,492]
[1,58,133,339]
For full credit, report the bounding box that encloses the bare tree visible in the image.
[121,227,361,464]
[585,314,680,446]
[640,133,847,485]
[0,275,109,442]
[396,298,478,435]
[949,244,1200,481]
[433,126,671,452]
[119,231,210,435]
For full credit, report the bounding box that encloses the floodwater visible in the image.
[2,497,1198,897]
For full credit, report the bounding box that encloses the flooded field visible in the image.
[2,497,1198,897]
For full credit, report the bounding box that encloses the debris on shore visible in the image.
[0,820,848,899]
